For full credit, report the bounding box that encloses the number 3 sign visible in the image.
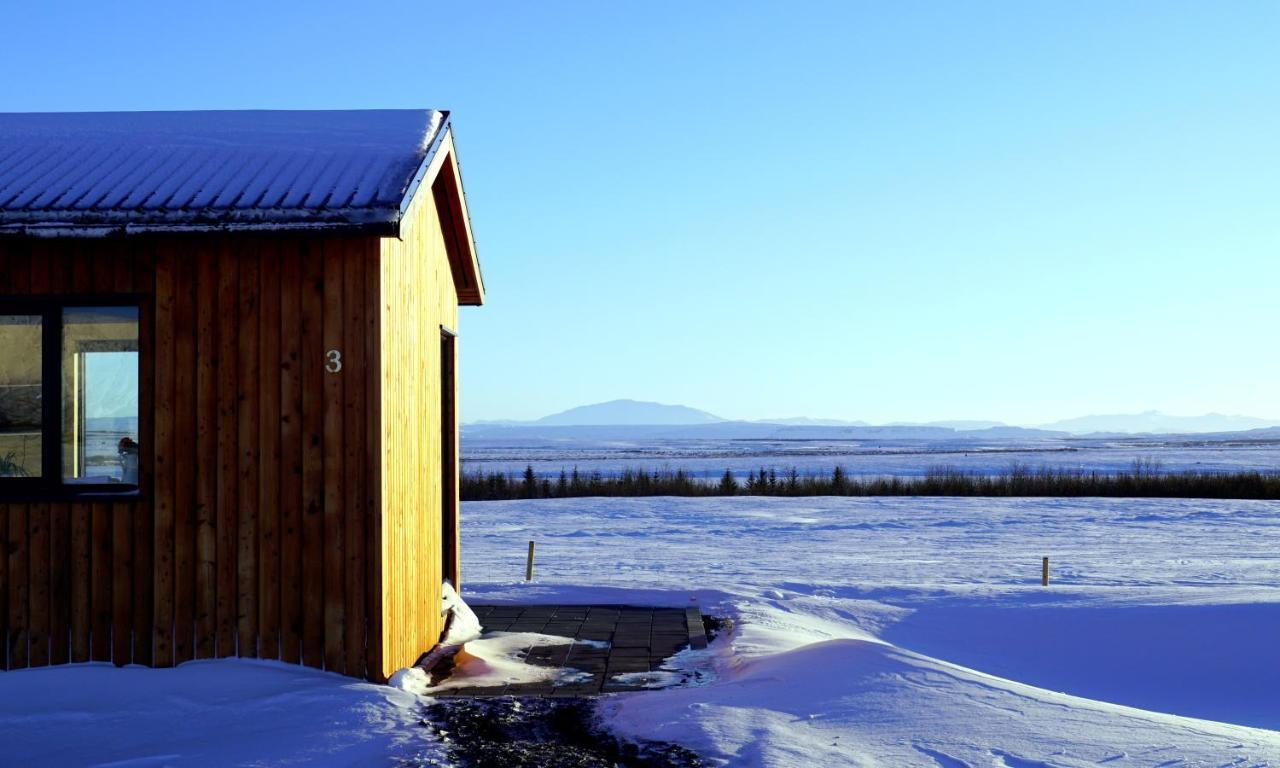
[325,349,342,373]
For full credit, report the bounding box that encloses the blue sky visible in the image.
[4,2,1276,424]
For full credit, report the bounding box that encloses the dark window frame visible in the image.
[0,294,144,501]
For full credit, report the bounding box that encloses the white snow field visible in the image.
[462,497,1280,767]
[0,658,446,766]
[0,496,1275,766]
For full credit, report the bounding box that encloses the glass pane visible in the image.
[62,307,139,485]
[0,314,42,478]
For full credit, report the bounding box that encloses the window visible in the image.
[0,300,139,494]
[0,314,42,478]
[62,307,140,485]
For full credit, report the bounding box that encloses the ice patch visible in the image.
[556,669,596,685]
[393,632,580,694]
[610,646,719,690]
[610,670,685,689]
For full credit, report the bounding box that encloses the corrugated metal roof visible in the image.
[0,109,447,236]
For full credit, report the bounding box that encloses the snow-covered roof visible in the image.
[0,109,449,236]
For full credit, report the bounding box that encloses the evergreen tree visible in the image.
[831,465,847,493]
[522,464,538,498]
[492,473,509,499]
[557,470,569,497]
[719,469,738,495]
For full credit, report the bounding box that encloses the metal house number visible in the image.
[325,349,343,373]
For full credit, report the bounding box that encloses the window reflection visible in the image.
[0,314,42,478]
[62,307,139,485]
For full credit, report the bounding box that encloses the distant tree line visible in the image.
[460,460,1280,501]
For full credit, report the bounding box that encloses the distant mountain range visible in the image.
[465,400,1280,439]
[534,399,721,426]
[1037,411,1280,435]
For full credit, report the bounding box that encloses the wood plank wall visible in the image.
[1,240,154,670]
[376,177,460,680]
[0,234,402,679]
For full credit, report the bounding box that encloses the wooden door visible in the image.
[440,328,457,588]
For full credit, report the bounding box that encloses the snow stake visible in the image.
[1042,556,1049,586]
[526,540,536,581]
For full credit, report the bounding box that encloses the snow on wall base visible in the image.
[407,581,485,674]
[391,633,588,695]
[0,659,445,766]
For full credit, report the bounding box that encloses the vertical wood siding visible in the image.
[376,177,460,680]
[258,243,282,662]
[1,243,156,670]
[0,232,434,679]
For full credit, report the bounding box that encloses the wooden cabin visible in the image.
[0,109,484,681]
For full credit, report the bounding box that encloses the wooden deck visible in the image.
[431,604,709,697]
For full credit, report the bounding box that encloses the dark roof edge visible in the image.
[395,110,453,227]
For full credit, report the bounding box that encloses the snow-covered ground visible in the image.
[0,658,445,766]
[464,496,1280,766]
[1,495,1276,766]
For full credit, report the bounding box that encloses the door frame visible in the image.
[439,326,458,588]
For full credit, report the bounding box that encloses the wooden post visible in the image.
[526,541,536,582]
[1042,556,1049,586]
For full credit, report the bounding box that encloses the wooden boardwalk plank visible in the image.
[430,604,705,697]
